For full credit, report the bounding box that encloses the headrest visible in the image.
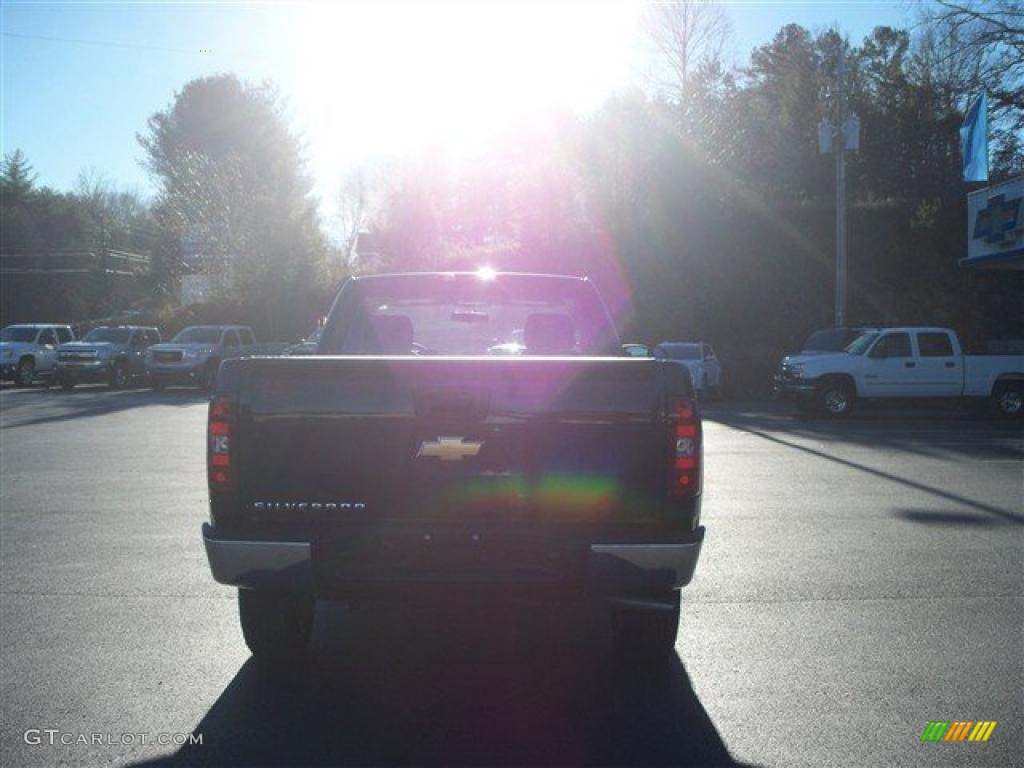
[524,313,576,355]
[370,314,414,354]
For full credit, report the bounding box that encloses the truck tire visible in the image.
[612,592,680,664]
[14,358,35,388]
[816,379,855,418]
[993,382,1023,418]
[109,364,128,390]
[238,589,314,662]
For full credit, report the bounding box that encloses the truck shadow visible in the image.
[133,600,762,767]
[703,401,1024,462]
[707,415,1023,525]
[0,386,207,428]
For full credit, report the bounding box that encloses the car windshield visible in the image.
[321,274,619,356]
[0,327,38,342]
[845,333,879,355]
[173,327,222,344]
[84,328,132,343]
[657,343,701,360]
[802,329,864,352]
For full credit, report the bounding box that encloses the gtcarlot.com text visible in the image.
[24,729,202,747]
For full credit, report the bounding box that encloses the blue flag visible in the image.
[960,93,988,182]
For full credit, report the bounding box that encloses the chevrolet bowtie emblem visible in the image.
[417,437,484,461]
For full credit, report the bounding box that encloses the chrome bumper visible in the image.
[57,361,110,374]
[147,362,204,375]
[203,525,314,590]
[590,533,703,590]
[773,376,818,401]
[203,524,704,594]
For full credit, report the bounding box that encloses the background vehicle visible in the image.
[145,325,285,390]
[775,327,1024,417]
[284,327,323,356]
[798,326,876,355]
[653,341,722,398]
[622,343,651,357]
[55,326,161,389]
[0,324,75,387]
[203,272,705,665]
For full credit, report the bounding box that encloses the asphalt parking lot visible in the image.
[1,385,1021,767]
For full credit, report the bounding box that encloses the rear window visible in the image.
[320,274,620,356]
[917,332,953,357]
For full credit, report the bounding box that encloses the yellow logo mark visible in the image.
[417,437,484,462]
[967,721,997,742]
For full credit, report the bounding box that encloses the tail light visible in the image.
[667,396,701,497]
[208,396,234,492]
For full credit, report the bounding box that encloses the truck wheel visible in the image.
[238,589,314,662]
[109,364,128,390]
[993,383,1023,418]
[14,358,35,388]
[816,380,854,418]
[612,592,680,664]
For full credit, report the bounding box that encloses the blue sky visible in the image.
[2,1,915,211]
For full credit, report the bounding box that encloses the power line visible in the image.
[2,31,205,55]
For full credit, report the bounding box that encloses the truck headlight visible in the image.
[184,349,201,360]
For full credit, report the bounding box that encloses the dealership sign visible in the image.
[961,176,1023,268]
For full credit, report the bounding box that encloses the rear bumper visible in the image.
[202,523,704,597]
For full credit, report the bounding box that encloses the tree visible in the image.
[1,150,38,207]
[139,75,332,337]
[918,0,1024,175]
[643,1,731,104]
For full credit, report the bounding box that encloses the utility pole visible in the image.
[834,47,847,328]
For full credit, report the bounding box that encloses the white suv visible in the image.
[0,324,75,387]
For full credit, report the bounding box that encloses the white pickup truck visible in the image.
[774,327,1023,418]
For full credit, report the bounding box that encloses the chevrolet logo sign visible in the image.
[417,436,484,461]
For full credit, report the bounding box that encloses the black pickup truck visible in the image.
[203,272,704,662]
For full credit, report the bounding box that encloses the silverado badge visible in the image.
[417,436,484,462]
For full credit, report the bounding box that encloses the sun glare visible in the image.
[285,2,642,194]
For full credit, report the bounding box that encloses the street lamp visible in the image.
[819,46,860,328]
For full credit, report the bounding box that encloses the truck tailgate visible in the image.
[234,357,671,526]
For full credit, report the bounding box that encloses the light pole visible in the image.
[834,48,847,328]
